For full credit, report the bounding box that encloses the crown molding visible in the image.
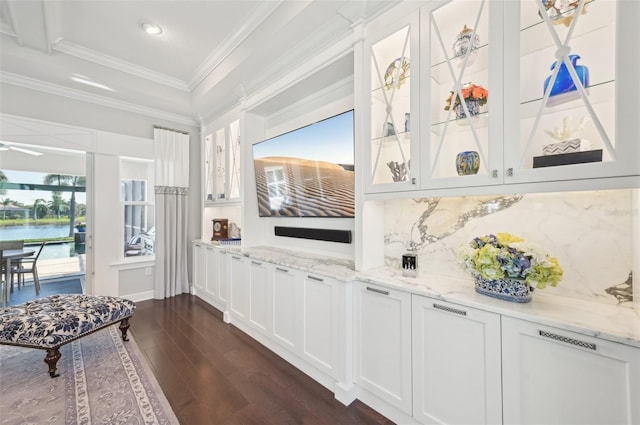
[53,40,190,92]
[1,71,198,126]
[187,0,283,91]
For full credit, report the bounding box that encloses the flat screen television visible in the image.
[252,109,355,217]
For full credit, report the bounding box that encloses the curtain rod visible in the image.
[153,125,190,135]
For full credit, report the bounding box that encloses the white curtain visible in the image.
[153,128,190,299]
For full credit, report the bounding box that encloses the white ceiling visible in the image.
[0,0,397,125]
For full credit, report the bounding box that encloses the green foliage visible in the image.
[0,216,87,227]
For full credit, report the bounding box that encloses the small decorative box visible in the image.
[542,138,581,156]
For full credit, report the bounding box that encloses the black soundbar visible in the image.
[274,226,352,244]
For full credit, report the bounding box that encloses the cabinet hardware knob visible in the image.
[232,255,241,260]
[366,286,389,296]
[307,275,324,282]
[538,330,596,350]
[433,303,467,316]
[275,267,289,273]
[411,177,416,185]
[492,169,498,178]
[506,167,514,177]
[251,261,262,265]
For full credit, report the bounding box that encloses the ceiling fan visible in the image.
[0,143,43,156]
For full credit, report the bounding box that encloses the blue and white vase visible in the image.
[452,25,480,67]
[455,98,480,120]
[456,151,480,176]
[474,274,533,303]
[543,54,589,106]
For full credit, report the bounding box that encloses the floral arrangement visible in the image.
[444,83,488,111]
[457,233,563,289]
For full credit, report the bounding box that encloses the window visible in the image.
[120,158,154,258]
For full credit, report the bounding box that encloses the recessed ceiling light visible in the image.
[141,22,163,35]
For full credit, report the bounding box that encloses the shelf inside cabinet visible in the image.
[431,112,489,136]
[520,79,614,119]
[430,43,489,86]
[371,78,411,103]
[519,1,614,60]
[372,131,411,144]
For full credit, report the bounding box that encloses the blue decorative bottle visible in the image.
[543,54,589,106]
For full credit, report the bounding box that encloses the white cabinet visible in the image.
[192,243,206,293]
[204,246,218,300]
[363,0,639,195]
[248,259,270,333]
[271,265,301,352]
[202,118,241,204]
[354,282,412,415]
[229,254,248,322]
[217,251,228,303]
[301,273,339,379]
[422,0,503,189]
[412,295,502,425]
[363,8,420,193]
[192,242,227,311]
[502,0,640,184]
[502,316,640,425]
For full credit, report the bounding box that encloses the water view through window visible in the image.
[0,169,87,265]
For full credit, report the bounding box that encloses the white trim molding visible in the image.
[1,71,198,126]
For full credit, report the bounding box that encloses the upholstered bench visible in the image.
[0,294,136,378]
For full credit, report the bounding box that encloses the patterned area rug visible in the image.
[0,325,179,425]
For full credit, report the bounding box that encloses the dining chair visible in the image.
[15,242,46,296]
[0,241,24,290]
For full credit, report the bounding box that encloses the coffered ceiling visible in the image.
[0,0,396,125]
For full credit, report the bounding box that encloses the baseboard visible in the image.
[334,381,357,405]
[355,387,419,425]
[122,290,155,302]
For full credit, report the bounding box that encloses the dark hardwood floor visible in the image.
[130,294,394,425]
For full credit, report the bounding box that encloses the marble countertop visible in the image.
[195,241,640,348]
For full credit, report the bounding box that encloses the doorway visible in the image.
[0,143,89,304]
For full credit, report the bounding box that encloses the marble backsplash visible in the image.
[383,189,637,308]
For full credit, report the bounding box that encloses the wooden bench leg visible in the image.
[45,348,61,378]
[119,318,130,341]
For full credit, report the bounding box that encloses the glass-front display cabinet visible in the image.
[504,0,639,183]
[424,0,503,188]
[203,119,241,204]
[364,12,420,193]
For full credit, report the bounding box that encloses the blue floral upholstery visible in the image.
[0,294,136,349]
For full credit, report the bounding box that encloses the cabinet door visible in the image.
[504,0,640,183]
[229,254,248,321]
[502,316,640,425]
[363,11,420,193]
[203,118,241,204]
[204,246,217,299]
[301,273,337,378]
[422,0,504,189]
[218,251,228,303]
[354,282,412,414]
[412,296,502,425]
[248,260,270,333]
[193,243,205,293]
[271,266,300,352]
